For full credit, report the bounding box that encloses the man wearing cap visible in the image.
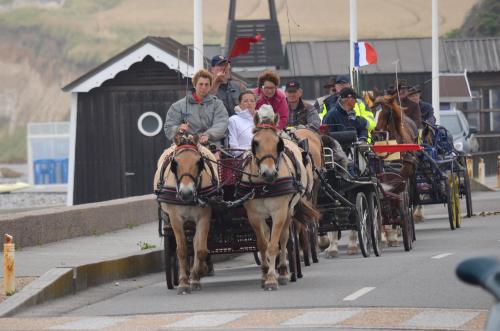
[319,75,375,142]
[209,55,245,117]
[313,76,339,119]
[322,87,368,142]
[407,86,436,126]
[285,80,321,131]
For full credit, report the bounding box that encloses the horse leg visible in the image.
[325,231,338,258]
[413,205,424,223]
[170,216,190,294]
[247,213,269,288]
[387,225,400,247]
[347,230,359,255]
[278,217,292,285]
[380,226,388,247]
[265,208,289,291]
[190,210,211,291]
[298,222,311,266]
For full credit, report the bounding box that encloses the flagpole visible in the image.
[349,0,358,86]
[432,0,440,124]
[193,0,204,72]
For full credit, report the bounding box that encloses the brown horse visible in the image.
[154,134,218,294]
[374,95,418,245]
[288,127,324,264]
[241,110,319,290]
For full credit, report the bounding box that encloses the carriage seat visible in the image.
[327,130,358,149]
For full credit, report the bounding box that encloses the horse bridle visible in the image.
[252,124,284,175]
[170,144,204,200]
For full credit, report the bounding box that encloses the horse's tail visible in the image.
[294,199,321,225]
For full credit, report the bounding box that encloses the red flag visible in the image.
[228,34,262,60]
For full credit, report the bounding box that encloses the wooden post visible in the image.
[466,155,473,179]
[478,158,485,184]
[497,156,500,188]
[3,234,15,295]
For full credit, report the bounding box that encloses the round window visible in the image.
[137,112,163,137]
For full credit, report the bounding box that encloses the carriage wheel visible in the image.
[293,222,303,278]
[446,171,461,230]
[453,172,462,228]
[287,222,298,282]
[463,164,473,218]
[355,192,372,258]
[253,251,262,266]
[400,191,413,251]
[410,204,417,242]
[309,221,319,263]
[164,230,178,290]
[368,191,382,257]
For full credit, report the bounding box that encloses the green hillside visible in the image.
[448,0,500,37]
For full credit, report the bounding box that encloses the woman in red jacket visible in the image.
[254,70,289,130]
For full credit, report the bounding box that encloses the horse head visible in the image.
[170,134,205,202]
[252,108,284,183]
[374,95,413,144]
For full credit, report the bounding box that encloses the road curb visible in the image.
[470,178,497,192]
[0,249,163,317]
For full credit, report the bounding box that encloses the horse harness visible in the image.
[155,144,219,206]
[236,125,305,199]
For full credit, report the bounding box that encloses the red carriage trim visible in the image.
[371,144,423,153]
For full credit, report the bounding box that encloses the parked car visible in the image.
[440,109,479,153]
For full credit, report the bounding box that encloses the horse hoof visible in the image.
[190,283,202,291]
[325,249,338,258]
[278,276,288,286]
[347,246,358,255]
[414,216,425,223]
[264,283,278,291]
[388,240,400,247]
[177,287,191,295]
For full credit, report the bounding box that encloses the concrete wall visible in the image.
[0,195,157,250]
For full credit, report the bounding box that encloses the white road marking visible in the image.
[282,309,360,326]
[432,253,453,259]
[342,287,376,301]
[403,311,479,328]
[50,317,129,330]
[166,313,246,328]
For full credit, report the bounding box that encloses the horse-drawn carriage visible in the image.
[413,122,473,230]
[317,126,421,255]
[157,144,306,292]
[154,109,473,294]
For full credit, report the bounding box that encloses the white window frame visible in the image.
[137,112,163,137]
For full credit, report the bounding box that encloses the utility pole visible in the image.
[193,0,204,72]
[349,0,358,85]
[432,0,440,124]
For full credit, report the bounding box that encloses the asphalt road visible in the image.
[8,191,500,331]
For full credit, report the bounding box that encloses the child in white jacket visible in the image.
[228,91,257,152]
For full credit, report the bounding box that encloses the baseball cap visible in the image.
[285,80,301,92]
[211,55,228,67]
[339,87,358,99]
[335,75,351,84]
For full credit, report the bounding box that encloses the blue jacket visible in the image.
[420,101,436,126]
[322,102,368,140]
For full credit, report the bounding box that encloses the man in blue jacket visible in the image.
[322,87,368,142]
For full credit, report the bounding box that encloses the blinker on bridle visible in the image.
[252,124,283,174]
[171,144,204,200]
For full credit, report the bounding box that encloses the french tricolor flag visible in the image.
[354,42,377,67]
